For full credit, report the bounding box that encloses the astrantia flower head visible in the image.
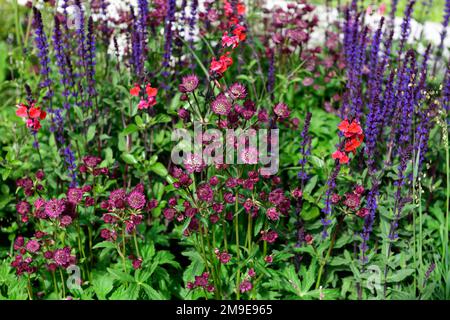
[343,193,360,210]
[53,247,72,268]
[239,280,253,293]
[60,215,73,227]
[14,236,24,250]
[45,199,66,218]
[127,191,146,210]
[100,229,112,240]
[227,83,247,100]
[356,207,369,218]
[26,240,40,253]
[16,201,31,215]
[218,251,231,264]
[67,188,83,204]
[197,184,214,202]
[83,155,102,168]
[164,208,176,221]
[211,94,232,116]
[179,74,199,93]
[273,103,290,119]
[109,189,127,209]
[305,234,314,245]
[183,153,205,173]
[239,146,258,164]
[132,257,143,270]
[261,230,278,243]
[266,207,280,221]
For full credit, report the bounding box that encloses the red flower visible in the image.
[145,84,158,97]
[332,118,364,162]
[130,85,141,96]
[233,24,246,41]
[147,96,157,108]
[332,150,349,164]
[29,107,46,119]
[16,104,28,118]
[344,134,364,152]
[210,52,233,74]
[138,100,149,110]
[222,33,240,49]
[338,119,363,138]
[16,103,46,132]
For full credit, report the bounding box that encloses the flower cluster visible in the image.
[130,83,159,110]
[187,272,215,292]
[16,102,47,132]
[209,1,247,77]
[332,119,364,164]
[100,184,148,239]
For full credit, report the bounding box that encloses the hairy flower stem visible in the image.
[222,220,228,252]
[122,228,127,272]
[204,225,220,299]
[315,215,344,289]
[59,269,66,298]
[52,270,59,298]
[133,231,141,258]
[195,232,210,274]
[76,221,87,280]
[27,274,33,300]
[246,211,252,253]
[235,191,241,300]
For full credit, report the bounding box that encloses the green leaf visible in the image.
[140,283,164,300]
[87,125,96,142]
[92,273,114,300]
[92,241,116,250]
[301,206,320,221]
[107,268,135,283]
[121,153,138,165]
[387,269,415,283]
[149,162,168,177]
[122,124,139,135]
[153,114,171,124]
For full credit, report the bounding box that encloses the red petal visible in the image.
[16,106,28,118]
[347,121,363,135]
[337,119,350,133]
[29,107,41,119]
[145,85,158,97]
[130,86,140,96]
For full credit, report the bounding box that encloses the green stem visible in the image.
[133,231,141,258]
[315,216,344,289]
[27,275,33,300]
[59,269,66,298]
[52,271,59,299]
[234,192,241,300]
